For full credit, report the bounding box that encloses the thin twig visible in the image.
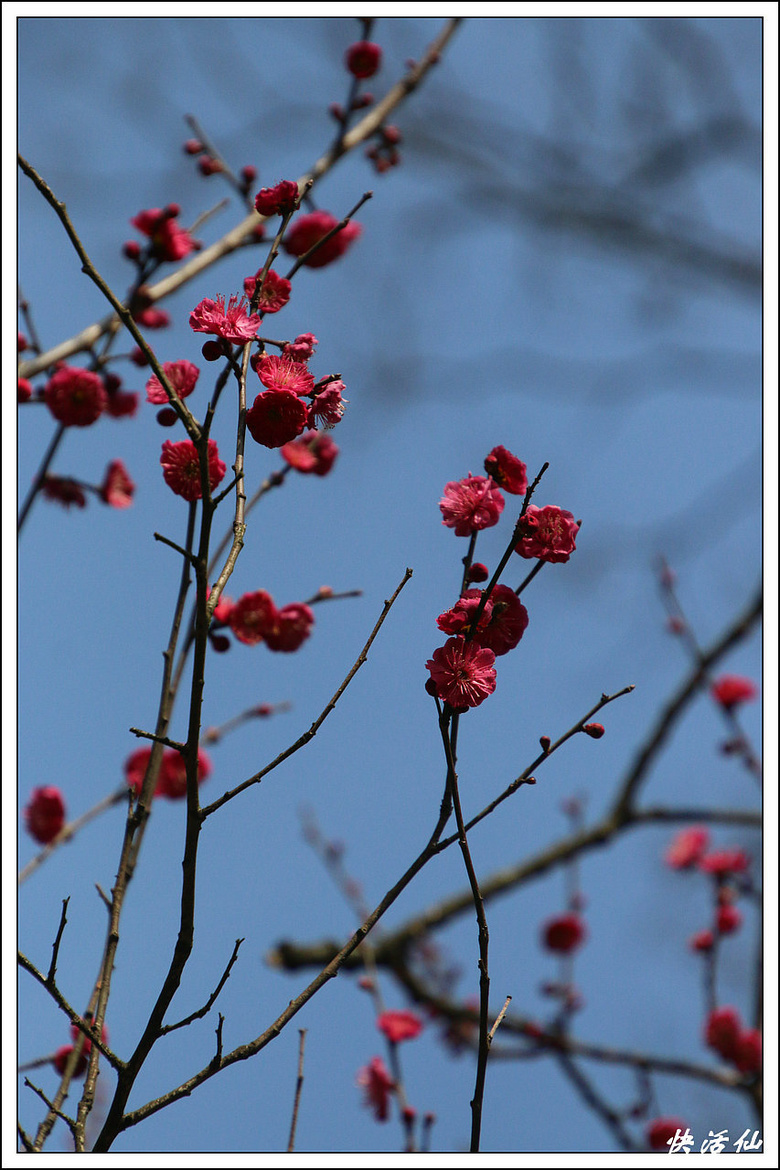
[287,1030,307,1153]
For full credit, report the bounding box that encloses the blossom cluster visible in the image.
[124,745,213,801]
[209,589,315,653]
[664,826,751,951]
[426,446,578,710]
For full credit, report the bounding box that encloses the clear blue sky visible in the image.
[14,12,768,1158]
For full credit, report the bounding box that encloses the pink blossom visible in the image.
[133,306,171,329]
[254,180,300,217]
[246,389,309,449]
[189,295,261,344]
[281,431,339,476]
[439,474,504,537]
[160,439,226,501]
[426,637,497,709]
[44,365,108,427]
[734,1028,762,1074]
[710,675,758,709]
[665,826,710,869]
[243,268,292,314]
[146,360,200,404]
[18,378,33,402]
[24,786,66,844]
[437,590,492,638]
[255,354,315,396]
[282,333,318,362]
[124,747,153,797]
[484,446,528,495]
[475,584,529,656]
[377,1010,423,1044]
[716,904,742,934]
[698,849,751,876]
[156,748,212,800]
[131,206,198,262]
[264,603,315,652]
[689,929,715,951]
[100,459,135,508]
[356,1056,394,1122]
[42,477,87,509]
[283,210,362,268]
[514,504,578,563]
[228,590,279,646]
[308,381,347,428]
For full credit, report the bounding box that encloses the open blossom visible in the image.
[146,360,200,404]
[281,430,339,476]
[255,354,315,396]
[476,584,529,656]
[440,474,504,536]
[156,748,212,800]
[160,439,226,501]
[264,603,315,652]
[246,389,309,448]
[710,674,758,709]
[665,826,710,869]
[542,912,587,954]
[100,459,135,508]
[426,637,497,709]
[131,206,198,261]
[282,333,318,362]
[254,180,300,217]
[484,446,528,495]
[243,268,292,314]
[377,1010,423,1044]
[283,210,362,268]
[437,589,493,638]
[189,295,261,343]
[309,381,347,428]
[356,1056,394,1122]
[228,590,279,645]
[124,746,153,796]
[42,476,87,509]
[24,786,66,844]
[44,365,108,427]
[514,504,578,563]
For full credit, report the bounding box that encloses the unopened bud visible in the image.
[582,723,605,739]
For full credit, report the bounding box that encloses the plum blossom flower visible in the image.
[426,637,497,709]
[255,354,315,397]
[705,1006,742,1061]
[647,1119,689,1151]
[42,477,87,509]
[130,206,198,261]
[264,603,315,652]
[698,849,750,876]
[44,366,108,427]
[734,1028,762,1074]
[345,40,383,79]
[283,210,362,268]
[24,786,66,844]
[246,389,309,449]
[243,268,292,314]
[133,306,170,329]
[377,1010,423,1044]
[439,474,504,537]
[437,590,492,638]
[282,333,318,362]
[254,180,300,217]
[281,431,339,476]
[124,747,153,797]
[514,504,578,563]
[160,439,226,501]
[356,1056,394,1122]
[716,904,742,934]
[665,826,710,869]
[156,748,212,800]
[100,459,135,508]
[542,913,587,954]
[145,360,200,404]
[484,446,528,495]
[476,585,529,656]
[710,675,758,709]
[18,378,33,402]
[309,381,347,428]
[189,295,261,343]
[228,590,279,645]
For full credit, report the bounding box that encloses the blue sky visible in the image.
[11,10,773,1161]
